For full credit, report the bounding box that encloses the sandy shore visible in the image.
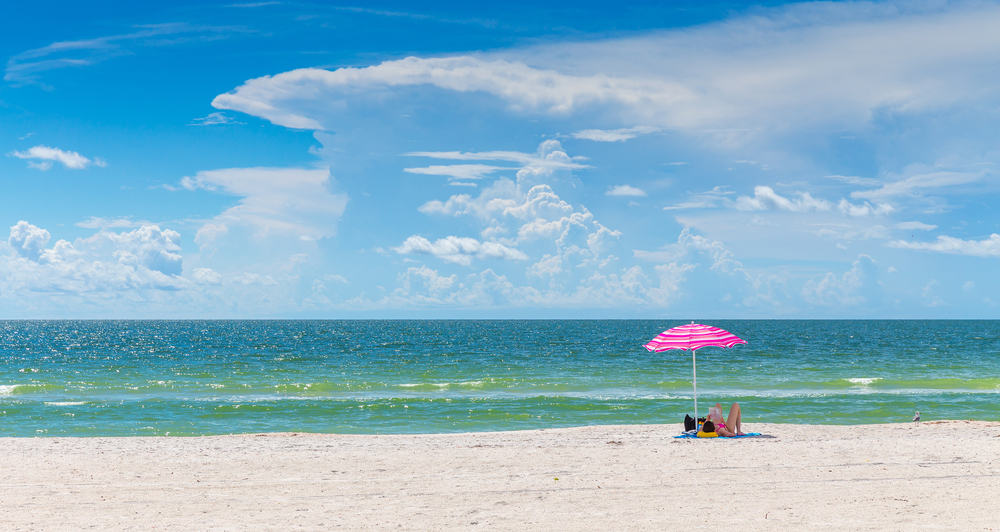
[2,421,998,530]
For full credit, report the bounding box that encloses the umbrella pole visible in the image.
[692,348,698,423]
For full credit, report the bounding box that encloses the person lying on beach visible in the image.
[707,402,744,437]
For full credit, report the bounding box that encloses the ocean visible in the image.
[1,320,997,436]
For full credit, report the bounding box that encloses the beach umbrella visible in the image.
[644,322,746,422]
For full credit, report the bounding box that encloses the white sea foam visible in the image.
[174,387,998,404]
[44,401,88,406]
[847,377,882,386]
[0,384,22,396]
[399,380,485,389]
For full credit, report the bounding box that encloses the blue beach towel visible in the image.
[674,432,762,439]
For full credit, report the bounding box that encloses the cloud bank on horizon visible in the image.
[2,0,999,318]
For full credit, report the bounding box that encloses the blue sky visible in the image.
[2,0,999,318]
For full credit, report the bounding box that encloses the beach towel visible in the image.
[674,432,763,439]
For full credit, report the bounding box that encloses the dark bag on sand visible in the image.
[683,415,708,432]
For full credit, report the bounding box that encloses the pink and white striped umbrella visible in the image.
[644,322,746,352]
[644,323,746,424]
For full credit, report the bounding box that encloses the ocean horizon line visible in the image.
[5,317,1000,322]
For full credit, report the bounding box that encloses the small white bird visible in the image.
[913,411,920,422]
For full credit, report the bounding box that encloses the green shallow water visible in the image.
[1,320,998,436]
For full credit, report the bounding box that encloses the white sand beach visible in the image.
[2,421,998,530]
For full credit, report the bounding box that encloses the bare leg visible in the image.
[726,402,743,435]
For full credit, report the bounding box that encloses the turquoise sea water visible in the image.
[1,320,998,436]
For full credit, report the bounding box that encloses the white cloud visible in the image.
[303,273,351,308]
[851,170,984,200]
[356,260,681,311]
[408,140,587,173]
[802,255,878,306]
[734,186,831,213]
[895,221,937,231]
[346,266,534,309]
[194,223,229,247]
[178,175,203,191]
[632,227,794,310]
[9,145,105,170]
[398,265,456,295]
[836,199,894,217]
[189,112,242,126]
[890,234,1000,257]
[6,23,249,87]
[192,268,222,285]
[635,227,743,274]
[76,217,145,229]
[232,272,278,286]
[662,200,713,211]
[721,187,894,218]
[673,202,897,263]
[813,223,890,243]
[2,221,186,295]
[527,253,562,277]
[921,280,944,307]
[403,164,509,182]
[227,2,281,8]
[391,140,664,307]
[516,3,1000,130]
[647,262,696,305]
[662,186,732,211]
[606,185,647,197]
[197,2,1000,315]
[826,174,881,186]
[394,235,528,266]
[212,55,695,130]
[180,167,348,243]
[416,141,593,223]
[80,224,184,275]
[505,184,575,223]
[421,178,623,264]
[677,227,745,274]
[213,3,1000,140]
[8,221,51,260]
[418,186,509,219]
[571,126,659,142]
[355,223,826,312]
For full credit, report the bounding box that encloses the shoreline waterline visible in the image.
[0,418,993,438]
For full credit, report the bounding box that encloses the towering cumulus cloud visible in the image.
[2,221,185,294]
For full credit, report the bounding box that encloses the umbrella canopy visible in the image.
[644,323,746,352]
[644,322,746,423]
